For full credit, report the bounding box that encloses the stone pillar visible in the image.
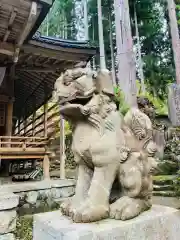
[168,84,180,126]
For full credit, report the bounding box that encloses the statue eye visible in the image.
[64,81,71,86]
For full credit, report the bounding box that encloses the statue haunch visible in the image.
[53,67,158,223]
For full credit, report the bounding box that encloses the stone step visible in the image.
[153,175,176,186]
[153,191,177,197]
[153,184,174,191]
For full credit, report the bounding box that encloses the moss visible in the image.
[16,202,60,239]
[153,175,176,181]
[153,175,176,185]
[15,215,33,240]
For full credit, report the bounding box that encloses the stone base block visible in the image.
[0,192,19,211]
[0,234,15,240]
[0,211,16,234]
[33,205,180,240]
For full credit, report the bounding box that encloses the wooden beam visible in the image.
[16,67,57,72]
[22,44,93,62]
[3,8,17,42]
[17,1,38,47]
[0,41,14,56]
[28,40,96,55]
[0,0,31,10]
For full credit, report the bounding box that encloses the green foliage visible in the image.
[114,86,130,116]
[136,81,168,115]
[115,81,168,116]
[39,0,77,39]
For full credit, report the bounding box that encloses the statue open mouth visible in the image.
[59,94,93,106]
[59,94,93,120]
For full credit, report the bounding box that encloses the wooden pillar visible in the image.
[59,114,66,179]
[6,64,15,136]
[32,98,36,136]
[32,111,36,136]
[44,103,48,138]
[6,99,13,136]
[17,118,21,134]
[43,154,50,179]
[43,83,48,138]
[24,116,27,136]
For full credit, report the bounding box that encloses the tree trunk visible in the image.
[124,0,137,106]
[84,0,91,68]
[97,0,106,69]
[167,0,180,84]
[109,11,116,86]
[46,13,49,36]
[92,18,96,69]
[134,3,145,94]
[114,0,137,106]
[84,0,89,41]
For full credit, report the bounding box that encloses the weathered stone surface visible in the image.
[0,210,16,234]
[152,196,180,209]
[0,234,15,240]
[0,179,75,193]
[168,84,180,126]
[33,205,180,240]
[50,188,61,199]
[58,187,75,198]
[0,192,19,211]
[26,191,38,205]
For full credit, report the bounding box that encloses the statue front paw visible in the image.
[70,199,109,223]
[60,197,77,216]
[110,196,151,220]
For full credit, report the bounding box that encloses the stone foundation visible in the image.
[0,192,19,240]
[33,205,180,240]
[1,179,75,215]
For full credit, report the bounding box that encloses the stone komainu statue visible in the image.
[53,67,158,223]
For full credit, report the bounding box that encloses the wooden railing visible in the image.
[0,136,53,179]
[14,102,60,139]
[12,101,62,179]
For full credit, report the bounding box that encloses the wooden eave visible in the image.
[0,0,53,62]
[13,40,97,119]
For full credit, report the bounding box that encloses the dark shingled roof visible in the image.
[13,31,97,119]
[32,32,97,50]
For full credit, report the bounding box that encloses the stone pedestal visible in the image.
[33,205,180,240]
